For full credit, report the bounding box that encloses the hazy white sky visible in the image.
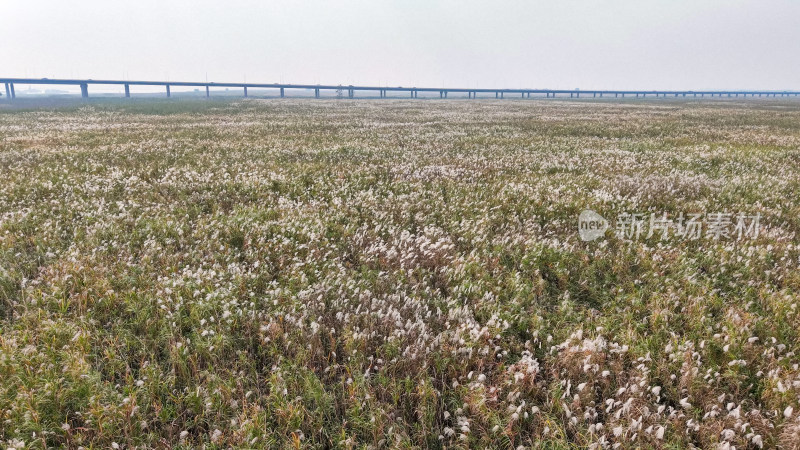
[3,0,799,90]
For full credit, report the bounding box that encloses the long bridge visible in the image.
[2,77,799,100]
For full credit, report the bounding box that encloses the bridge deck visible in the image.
[2,77,798,100]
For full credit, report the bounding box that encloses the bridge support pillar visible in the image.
[205,86,209,97]
[80,83,88,98]
[315,88,320,98]
[500,92,504,99]
[348,89,354,98]
[244,86,248,97]
[280,87,285,98]
[124,84,130,98]
[4,83,10,100]
[166,85,171,98]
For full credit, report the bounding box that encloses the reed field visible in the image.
[2,98,800,449]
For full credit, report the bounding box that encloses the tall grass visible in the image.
[1,99,799,448]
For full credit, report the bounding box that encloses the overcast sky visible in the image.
[3,0,799,90]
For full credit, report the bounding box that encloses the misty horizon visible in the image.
[3,0,800,91]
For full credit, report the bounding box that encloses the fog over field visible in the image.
[3,0,800,448]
